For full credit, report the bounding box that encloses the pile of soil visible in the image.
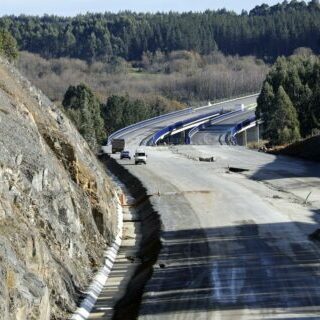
[270,135,320,162]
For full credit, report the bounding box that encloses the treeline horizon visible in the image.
[1,0,320,62]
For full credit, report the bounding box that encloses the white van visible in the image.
[134,149,147,165]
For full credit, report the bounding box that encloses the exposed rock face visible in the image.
[0,58,117,319]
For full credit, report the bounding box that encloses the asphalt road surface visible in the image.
[104,96,320,320]
[191,109,255,145]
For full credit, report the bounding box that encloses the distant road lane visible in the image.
[191,109,255,145]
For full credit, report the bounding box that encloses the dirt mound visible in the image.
[271,135,320,162]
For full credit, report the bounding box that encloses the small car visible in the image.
[120,150,131,160]
[134,149,147,165]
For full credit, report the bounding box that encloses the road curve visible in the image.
[102,96,320,320]
[115,95,258,146]
[191,109,255,145]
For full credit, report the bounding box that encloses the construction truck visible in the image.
[111,139,125,154]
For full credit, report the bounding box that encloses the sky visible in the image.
[0,0,285,16]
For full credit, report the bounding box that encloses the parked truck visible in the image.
[111,139,125,154]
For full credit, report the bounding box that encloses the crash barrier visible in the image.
[148,110,224,145]
[228,115,257,145]
[107,107,193,144]
[185,109,245,145]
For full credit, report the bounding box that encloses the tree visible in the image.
[256,80,275,128]
[309,0,320,9]
[256,80,279,141]
[309,83,320,132]
[101,95,164,136]
[102,95,128,134]
[62,84,106,150]
[296,84,313,136]
[102,95,150,134]
[2,2,320,62]
[266,86,300,145]
[257,53,320,144]
[0,29,18,61]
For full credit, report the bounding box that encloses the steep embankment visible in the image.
[271,135,320,162]
[0,58,118,319]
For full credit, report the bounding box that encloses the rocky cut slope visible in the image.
[0,57,118,320]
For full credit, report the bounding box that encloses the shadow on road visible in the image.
[249,153,320,181]
[137,217,320,318]
[100,153,320,320]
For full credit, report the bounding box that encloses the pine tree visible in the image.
[309,83,320,132]
[297,84,313,136]
[80,103,96,147]
[62,84,106,150]
[256,80,275,138]
[0,29,18,61]
[266,86,300,145]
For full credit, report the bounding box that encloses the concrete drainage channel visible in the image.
[105,157,162,320]
[71,156,161,320]
[71,190,123,320]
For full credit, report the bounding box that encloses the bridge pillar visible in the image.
[237,131,247,146]
[170,131,186,145]
[181,130,186,144]
[247,125,259,144]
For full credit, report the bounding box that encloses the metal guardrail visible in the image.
[194,93,259,111]
[228,115,257,145]
[231,115,257,137]
[107,107,193,144]
[186,109,245,144]
[187,124,203,142]
[148,110,222,145]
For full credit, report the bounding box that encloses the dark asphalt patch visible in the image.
[228,167,250,173]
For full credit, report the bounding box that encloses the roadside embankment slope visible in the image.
[271,135,320,162]
[0,57,118,319]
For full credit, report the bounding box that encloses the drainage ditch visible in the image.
[102,156,162,320]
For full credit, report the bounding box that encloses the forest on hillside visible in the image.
[18,50,268,104]
[2,1,320,149]
[1,1,320,62]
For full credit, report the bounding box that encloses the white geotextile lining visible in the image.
[71,194,123,320]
